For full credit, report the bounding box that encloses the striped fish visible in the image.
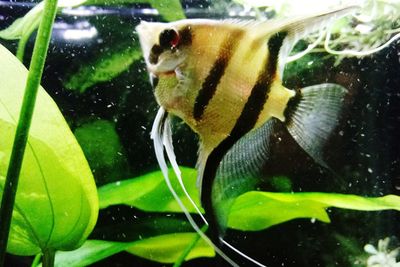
[136,5,358,266]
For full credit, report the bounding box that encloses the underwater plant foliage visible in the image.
[0,0,184,93]
[83,0,186,21]
[98,168,400,232]
[98,167,201,212]
[0,44,98,255]
[53,167,400,266]
[0,0,184,40]
[228,192,400,231]
[0,0,184,68]
[64,45,143,94]
[74,120,130,185]
[52,233,214,266]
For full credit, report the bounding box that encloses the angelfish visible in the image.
[136,5,357,266]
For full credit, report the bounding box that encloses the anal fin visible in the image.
[212,119,276,234]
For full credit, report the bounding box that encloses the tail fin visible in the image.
[284,83,347,167]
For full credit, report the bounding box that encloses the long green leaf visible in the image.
[0,0,85,40]
[52,233,214,266]
[0,44,98,255]
[125,232,214,263]
[50,240,130,267]
[98,167,202,213]
[64,45,142,93]
[99,167,400,232]
[228,192,400,231]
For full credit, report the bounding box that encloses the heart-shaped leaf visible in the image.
[0,44,98,255]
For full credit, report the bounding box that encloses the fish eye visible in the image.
[159,29,180,49]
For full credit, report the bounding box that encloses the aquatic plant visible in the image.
[42,167,400,266]
[0,1,399,266]
[0,2,98,266]
[364,237,400,267]
[0,0,184,62]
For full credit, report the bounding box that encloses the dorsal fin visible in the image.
[243,5,360,77]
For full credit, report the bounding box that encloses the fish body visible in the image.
[136,5,357,266]
[138,20,295,155]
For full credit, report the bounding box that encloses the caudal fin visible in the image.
[284,83,347,167]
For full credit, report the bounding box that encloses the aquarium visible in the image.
[0,0,399,266]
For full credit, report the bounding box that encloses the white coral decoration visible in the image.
[364,237,400,267]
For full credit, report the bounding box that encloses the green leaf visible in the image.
[125,232,214,263]
[82,0,186,21]
[50,240,131,267]
[52,233,214,266]
[63,45,143,93]
[228,192,400,231]
[99,167,400,233]
[148,0,186,21]
[0,44,98,255]
[98,167,202,213]
[0,2,44,40]
[83,0,143,5]
[0,0,86,40]
[63,214,205,265]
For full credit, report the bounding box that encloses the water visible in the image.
[0,1,399,266]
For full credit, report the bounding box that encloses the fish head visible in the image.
[136,19,204,124]
[136,20,193,81]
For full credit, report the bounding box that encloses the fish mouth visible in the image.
[154,70,176,77]
[148,65,176,77]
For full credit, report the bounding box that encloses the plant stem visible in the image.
[42,250,55,267]
[173,225,208,267]
[31,253,42,267]
[0,0,58,265]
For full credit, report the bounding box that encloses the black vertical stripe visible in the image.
[149,44,163,65]
[148,26,192,65]
[179,26,193,46]
[200,31,288,239]
[229,31,288,137]
[284,88,302,126]
[193,29,244,120]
